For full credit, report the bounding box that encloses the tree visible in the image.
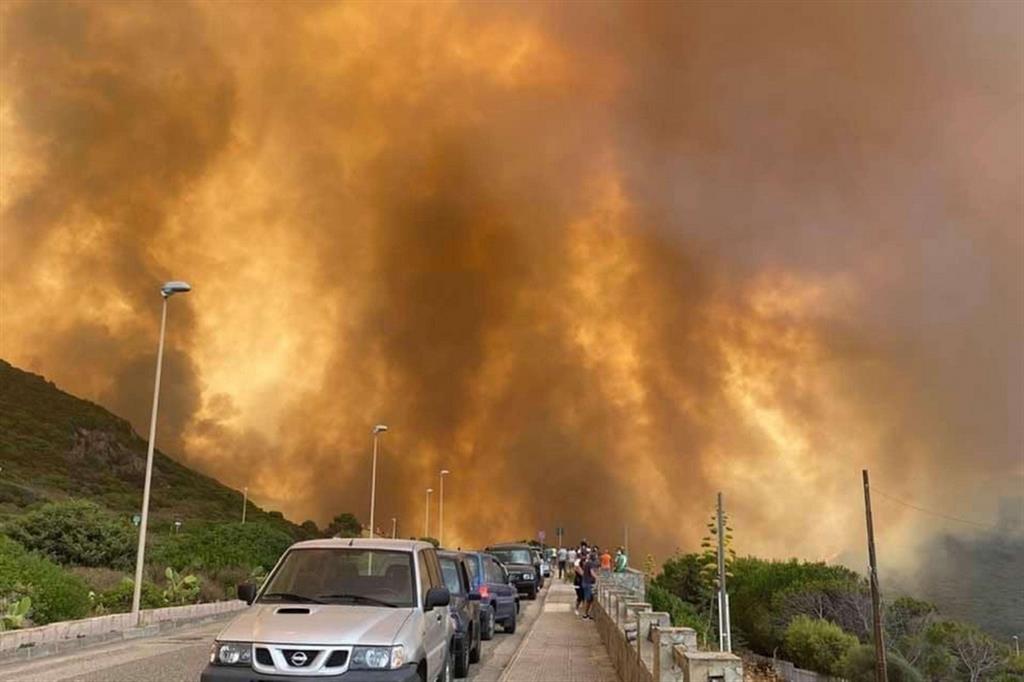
[886,596,940,666]
[324,513,362,538]
[4,499,135,569]
[419,537,440,548]
[298,520,320,539]
[783,615,860,676]
[941,622,1004,682]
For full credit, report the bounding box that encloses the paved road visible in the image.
[0,585,550,682]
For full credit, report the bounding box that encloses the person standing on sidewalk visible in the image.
[599,547,612,575]
[557,546,567,579]
[580,550,599,619]
[614,547,628,572]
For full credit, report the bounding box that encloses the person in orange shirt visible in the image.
[600,547,612,571]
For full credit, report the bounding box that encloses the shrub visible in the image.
[783,615,859,676]
[94,578,163,612]
[648,583,711,640]
[151,522,292,572]
[68,566,129,593]
[0,535,90,624]
[4,499,134,569]
[841,644,923,682]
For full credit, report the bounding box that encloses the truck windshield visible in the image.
[260,548,416,608]
[490,549,532,565]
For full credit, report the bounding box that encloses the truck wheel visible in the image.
[503,615,517,634]
[454,639,470,679]
[527,586,537,600]
[481,609,495,640]
[469,625,481,663]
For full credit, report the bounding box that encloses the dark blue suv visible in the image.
[438,551,482,678]
[461,551,519,636]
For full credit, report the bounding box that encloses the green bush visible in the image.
[783,615,859,676]
[4,499,134,569]
[648,583,710,638]
[0,535,90,624]
[841,644,923,682]
[94,578,163,612]
[151,522,291,572]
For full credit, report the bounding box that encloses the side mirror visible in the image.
[425,587,451,609]
[467,592,481,602]
[237,583,257,605]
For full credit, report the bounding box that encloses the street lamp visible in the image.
[368,424,388,539]
[438,469,450,547]
[131,280,191,625]
[391,517,398,539]
[241,486,248,524]
[424,488,433,538]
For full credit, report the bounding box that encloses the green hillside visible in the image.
[0,359,298,536]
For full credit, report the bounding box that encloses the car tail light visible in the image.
[478,585,490,599]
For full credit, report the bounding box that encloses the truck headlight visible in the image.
[351,645,405,670]
[210,641,252,666]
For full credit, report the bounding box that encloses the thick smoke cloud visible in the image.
[1,0,1020,582]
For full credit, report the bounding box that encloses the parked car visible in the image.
[201,538,454,682]
[460,551,519,636]
[437,551,481,678]
[485,543,540,600]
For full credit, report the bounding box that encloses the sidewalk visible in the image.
[500,581,618,682]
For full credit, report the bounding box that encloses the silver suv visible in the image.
[201,539,454,682]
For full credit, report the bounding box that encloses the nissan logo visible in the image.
[290,651,308,666]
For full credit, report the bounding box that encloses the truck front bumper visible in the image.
[200,664,421,682]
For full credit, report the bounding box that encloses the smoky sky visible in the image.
[1,0,1021,572]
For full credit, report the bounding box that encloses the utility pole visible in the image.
[241,486,248,524]
[716,492,732,652]
[863,470,888,682]
[391,517,398,539]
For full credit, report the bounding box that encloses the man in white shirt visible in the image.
[557,546,568,578]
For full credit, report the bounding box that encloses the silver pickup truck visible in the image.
[201,538,454,682]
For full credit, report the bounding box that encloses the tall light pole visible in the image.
[424,488,433,538]
[241,486,248,524]
[391,517,398,539]
[131,280,191,625]
[368,424,388,539]
[438,469,450,547]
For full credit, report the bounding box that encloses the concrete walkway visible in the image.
[501,581,619,682]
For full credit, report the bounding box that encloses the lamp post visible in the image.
[241,486,248,524]
[424,488,433,538]
[391,517,398,539]
[131,280,191,625]
[438,469,450,547]
[368,424,388,539]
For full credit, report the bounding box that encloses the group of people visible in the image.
[553,541,628,619]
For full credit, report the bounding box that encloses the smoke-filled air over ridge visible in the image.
[1,0,1021,580]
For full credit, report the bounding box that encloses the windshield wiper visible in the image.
[317,593,398,608]
[260,592,326,604]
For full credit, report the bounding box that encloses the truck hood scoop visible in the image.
[275,607,310,614]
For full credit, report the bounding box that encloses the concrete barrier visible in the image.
[0,600,246,661]
[595,572,743,682]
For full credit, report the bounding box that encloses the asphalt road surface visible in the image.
[0,584,549,682]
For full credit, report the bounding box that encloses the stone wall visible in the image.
[0,600,246,661]
[594,574,743,682]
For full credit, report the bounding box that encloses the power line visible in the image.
[870,485,998,530]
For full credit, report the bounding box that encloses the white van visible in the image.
[201,539,454,681]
